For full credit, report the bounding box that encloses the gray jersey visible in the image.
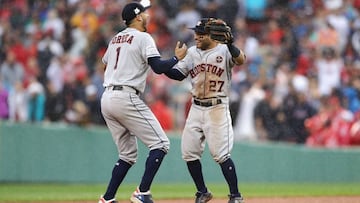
[175,43,235,163]
[174,44,234,99]
[102,27,160,93]
[101,27,169,163]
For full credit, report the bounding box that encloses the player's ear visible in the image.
[136,13,145,22]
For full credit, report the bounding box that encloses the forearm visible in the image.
[164,68,186,81]
[148,56,179,74]
[227,44,246,65]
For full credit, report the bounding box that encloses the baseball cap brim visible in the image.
[189,26,208,34]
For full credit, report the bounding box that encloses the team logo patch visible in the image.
[216,56,223,63]
[134,8,140,14]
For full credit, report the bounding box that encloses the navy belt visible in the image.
[111,85,140,95]
[194,98,222,107]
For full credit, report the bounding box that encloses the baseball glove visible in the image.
[205,19,233,44]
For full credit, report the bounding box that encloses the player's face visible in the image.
[194,33,211,50]
[139,12,149,32]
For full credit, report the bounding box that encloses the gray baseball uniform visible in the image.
[174,44,234,163]
[99,2,188,203]
[163,17,245,203]
[101,27,169,163]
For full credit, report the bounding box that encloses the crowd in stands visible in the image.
[1,0,360,148]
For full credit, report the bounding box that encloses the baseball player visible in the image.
[98,2,187,203]
[164,18,246,203]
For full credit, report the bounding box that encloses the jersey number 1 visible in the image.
[114,47,121,70]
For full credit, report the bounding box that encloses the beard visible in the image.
[199,41,211,50]
[141,15,148,32]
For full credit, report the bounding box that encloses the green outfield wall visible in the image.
[1,122,360,183]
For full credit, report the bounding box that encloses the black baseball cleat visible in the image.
[195,191,213,203]
[228,194,244,203]
[130,187,154,203]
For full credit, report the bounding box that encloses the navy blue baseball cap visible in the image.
[122,2,149,25]
[190,18,213,34]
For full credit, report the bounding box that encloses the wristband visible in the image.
[227,44,241,58]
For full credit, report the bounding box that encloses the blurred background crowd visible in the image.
[1,0,360,148]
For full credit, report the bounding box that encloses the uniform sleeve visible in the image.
[102,41,111,64]
[142,33,161,59]
[148,56,179,74]
[174,48,194,76]
[174,60,190,76]
[164,68,186,81]
[102,49,109,64]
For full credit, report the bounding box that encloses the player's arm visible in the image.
[164,68,186,81]
[148,56,179,74]
[205,18,246,65]
[148,58,186,81]
[148,41,187,74]
[227,43,246,65]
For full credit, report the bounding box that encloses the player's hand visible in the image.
[175,41,187,60]
[205,18,233,44]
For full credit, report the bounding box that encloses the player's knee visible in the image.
[162,143,170,154]
[182,146,203,161]
[116,159,133,167]
[150,148,166,159]
[119,157,136,165]
[156,145,169,154]
[182,153,202,162]
[119,151,137,164]
[213,153,231,164]
[151,139,170,154]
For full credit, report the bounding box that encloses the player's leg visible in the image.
[100,122,137,201]
[119,94,169,202]
[186,160,213,203]
[121,94,170,155]
[139,148,166,191]
[129,148,166,203]
[204,103,244,201]
[102,159,132,201]
[186,160,206,193]
[100,91,138,202]
[220,158,243,201]
[102,129,137,201]
[182,105,212,202]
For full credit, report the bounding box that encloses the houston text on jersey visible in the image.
[189,63,224,78]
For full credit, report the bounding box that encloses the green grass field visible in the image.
[1,182,360,202]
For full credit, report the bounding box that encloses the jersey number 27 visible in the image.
[209,80,224,92]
